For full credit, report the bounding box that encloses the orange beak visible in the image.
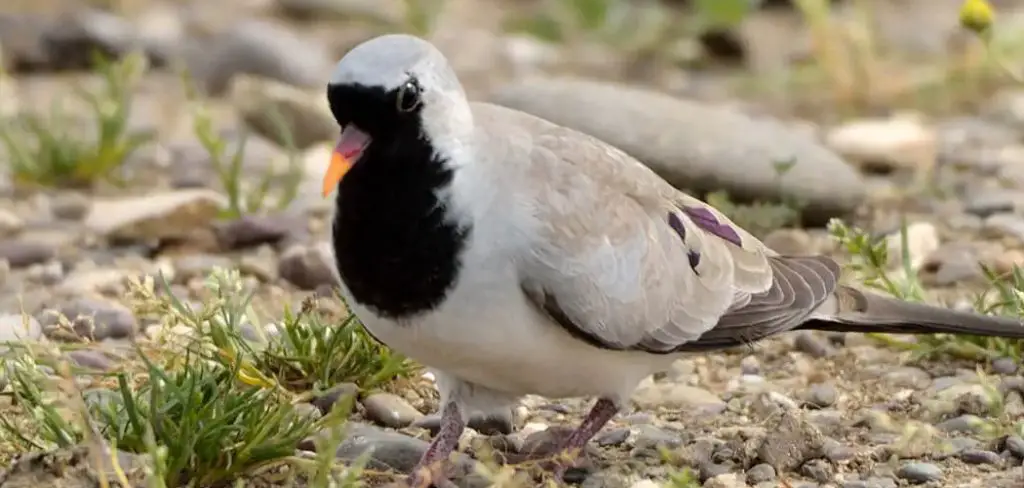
[322,124,371,198]
[322,149,352,198]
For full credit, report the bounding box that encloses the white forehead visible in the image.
[329,34,461,93]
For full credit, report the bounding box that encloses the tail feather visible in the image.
[800,285,1024,338]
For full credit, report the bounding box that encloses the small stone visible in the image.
[883,367,931,388]
[278,242,338,290]
[842,478,896,488]
[0,208,24,236]
[698,463,733,483]
[762,228,814,255]
[1004,435,1024,458]
[757,412,825,472]
[821,438,856,462]
[935,414,985,434]
[360,392,423,428]
[992,357,1018,375]
[0,313,43,342]
[632,382,726,412]
[412,411,516,436]
[632,425,683,453]
[958,448,1002,465]
[311,382,359,414]
[794,332,833,358]
[884,222,939,271]
[805,382,838,408]
[746,463,776,484]
[595,427,630,447]
[826,116,937,174]
[800,458,832,483]
[84,190,226,241]
[65,349,115,371]
[702,472,746,488]
[38,298,138,341]
[230,74,337,150]
[50,193,92,221]
[214,214,305,250]
[895,462,943,483]
[171,254,233,284]
[740,355,760,375]
[0,240,56,268]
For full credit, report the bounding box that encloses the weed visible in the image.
[828,218,1024,362]
[184,78,305,220]
[0,51,154,188]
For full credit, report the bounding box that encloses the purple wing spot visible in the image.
[687,250,701,274]
[680,205,743,247]
[666,213,686,242]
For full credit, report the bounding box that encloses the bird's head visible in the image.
[322,34,471,197]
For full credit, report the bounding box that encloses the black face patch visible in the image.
[327,82,470,320]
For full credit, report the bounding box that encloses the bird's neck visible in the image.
[331,136,471,320]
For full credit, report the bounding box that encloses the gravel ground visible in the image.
[1,0,1024,487]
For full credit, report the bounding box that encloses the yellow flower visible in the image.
[960,0,995,35]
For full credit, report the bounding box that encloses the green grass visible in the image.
[0,267,418,487]
[0,51,155,189]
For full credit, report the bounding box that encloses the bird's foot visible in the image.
[405,401,465,488]
[537,398,620,485]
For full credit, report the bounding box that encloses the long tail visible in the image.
[800,285,1024,337]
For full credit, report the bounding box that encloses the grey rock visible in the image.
[821,438,855,462]
[594,427,630,447]
[895,462,943,483]
[698,463,733,483]
[992,357,1018,375]
[360,392,423,428]
[38,298,138,341]
[1004,435,1024,458]
[883,366,931,389]
[935,414,985,434]
[311,382,359,414]
[230,74,337,150]
[963,189,1024,218]
[50,193,92,221]
[278,242,338,290]
[800,458,832,483]
[214,214,307,250]
[188,19,332,96]
[65,349,116,372]
[745,463,776,484]
[757,412,825,472]
[171,254,233,284]
[804,382,838,408]
[0,314,43,343]
[794,332,833,358]
[0,443,150,487]
[632,425,684,453]
[489,77,865,224]
[0,239,56,268]
[842,478,896,488]
[412,411,515,436]
[958,448,1002,465]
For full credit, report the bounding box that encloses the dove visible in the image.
[321,33,1024,487]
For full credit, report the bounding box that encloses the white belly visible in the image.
[345,264,671,403]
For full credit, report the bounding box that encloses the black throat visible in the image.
[327,83,470,320]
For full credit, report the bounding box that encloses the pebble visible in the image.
[214,214,305,250]
[594,427,630,447]
[0,313,43,342]
[278,242,338,290]
[746,463,776,484]
[84,190,226,241]
[757,412,824,472]
[632,425,684,452]
[38,298,138,341]
[0,209,24,236]
[842,478,897,488]
[935,414,985,434]
[801,458,832,483]
[0,240,56,268]
[65,349,116,371]
[958,448,1003,465]
[805,382,838,408]
[230,74,337,150]
[631,382,726,413]
[1004,435,1024,458]
[50,193,92,221]
[310,382,359,414]
[825,116,937,174]
[360,392,423,428]
[991,357,1018,375]
[794,332,833,358]
[702,473,747,488]
[895,462,943,483]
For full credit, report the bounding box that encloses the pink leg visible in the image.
[408,401,465,488]
[551,398,620,480]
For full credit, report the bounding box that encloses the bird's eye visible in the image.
[396,79,422,113]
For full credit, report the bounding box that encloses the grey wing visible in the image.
[671,255,842,352]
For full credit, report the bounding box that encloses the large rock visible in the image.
[488,77,865,225]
